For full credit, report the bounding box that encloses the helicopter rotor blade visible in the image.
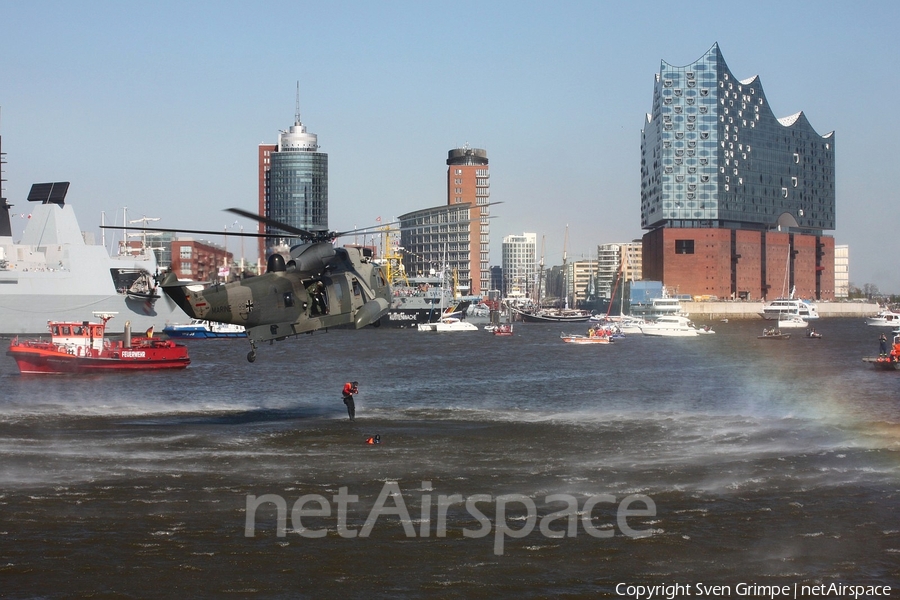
[226,208,323,241]
[99,225,283,238]
[331,220,402,238]
[333,202,502,238]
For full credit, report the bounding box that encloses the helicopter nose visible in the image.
[354,298,390,328]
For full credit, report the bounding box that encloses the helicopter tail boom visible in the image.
[159,272,197,318]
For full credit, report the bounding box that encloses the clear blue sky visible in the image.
[2,0,898,292]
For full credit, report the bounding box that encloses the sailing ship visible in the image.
[510,228,591,323]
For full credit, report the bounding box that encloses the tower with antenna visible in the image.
[257,82,328,260]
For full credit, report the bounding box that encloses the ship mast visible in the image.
[562,225,569,309]
[0,108,12,239]
[534,235,545,308]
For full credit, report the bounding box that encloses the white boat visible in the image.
[417,316,478,332]
[163,318,247,338]
[759,298,819,321]
[629,297,686,320]
[865,309,900,327]
[0,181,187,335]
[610,316,647,334]
[414,245,477,332]
[639,315,708,337]
[560,331,611,344]
[777,316,809,328]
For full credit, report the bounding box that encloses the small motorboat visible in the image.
[806,329,823,339]
[758,328,791,340]
[862,332,900,370]
[862,355,900,370]
[6,313,190,374]
[560,331,612,344]
[777,316,809,329]
[865,308,900,327]
[492,323,514,336]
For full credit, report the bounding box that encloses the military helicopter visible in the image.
[108,208,391,362]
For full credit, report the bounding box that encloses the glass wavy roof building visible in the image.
[640,43,835,235]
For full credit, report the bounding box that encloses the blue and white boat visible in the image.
[163,319,246,339]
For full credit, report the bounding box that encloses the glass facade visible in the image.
[269,150,328,247]
[640,43,835,235]
[398,204,473,289]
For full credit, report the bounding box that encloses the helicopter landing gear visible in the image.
[247,340,258,363]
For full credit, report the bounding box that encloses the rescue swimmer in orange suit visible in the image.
[342,381,358,421]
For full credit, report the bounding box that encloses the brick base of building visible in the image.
[641,228,835,301]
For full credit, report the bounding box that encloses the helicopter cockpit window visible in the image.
[283,292,294,308]
[352,279,362,297]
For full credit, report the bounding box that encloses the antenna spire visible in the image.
[294,81,302,126]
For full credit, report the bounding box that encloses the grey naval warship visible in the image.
[0,182,187,336]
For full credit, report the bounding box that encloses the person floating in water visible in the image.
[342,381,358,421]
[879,332,888,356]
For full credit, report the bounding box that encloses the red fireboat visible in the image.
[6,313,190,374]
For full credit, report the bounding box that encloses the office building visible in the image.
[398,203,474,294]
[834,244,848,298]
[501,233,536,298]
[570,260,596,308]
[447,145,490,295]
[258,86,327,260]
[640,43,835,300]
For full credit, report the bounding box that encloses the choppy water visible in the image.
[1,318,898,598]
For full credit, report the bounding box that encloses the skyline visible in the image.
[2,1,898,292]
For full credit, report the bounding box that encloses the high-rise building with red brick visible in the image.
[446,146,490,295]
[640,43,835,300]
[398,145,492,296]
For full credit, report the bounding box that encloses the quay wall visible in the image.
[681,301,881,320]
